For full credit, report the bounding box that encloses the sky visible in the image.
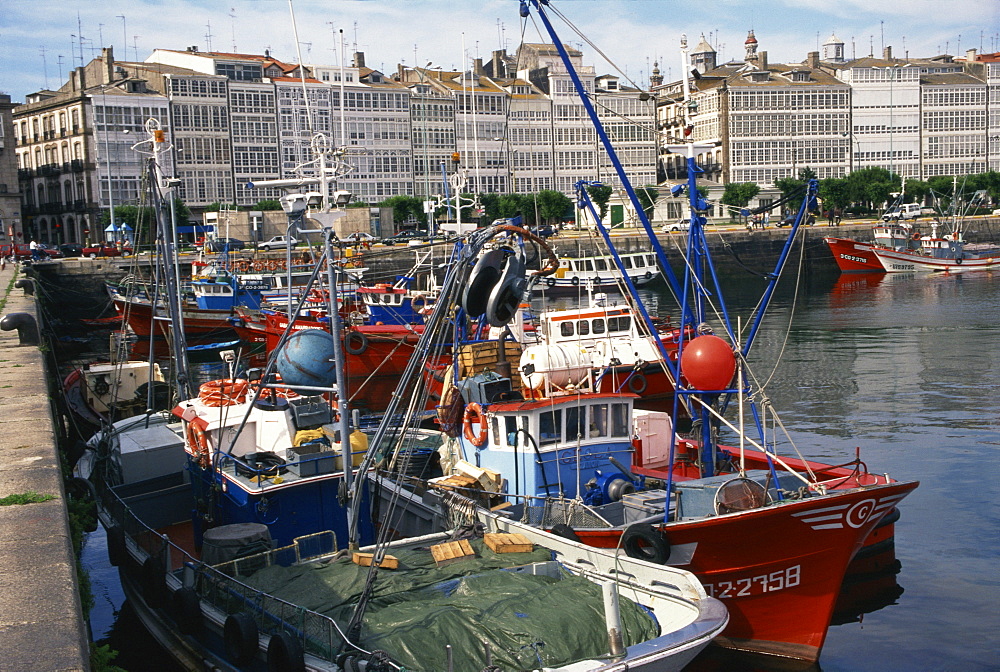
[1,0,997,103]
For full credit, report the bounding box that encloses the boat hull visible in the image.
[872,247,1000,272]
[568,481,918,661]
[823,237,885,272]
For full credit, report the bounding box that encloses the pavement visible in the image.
[0,260,91,671]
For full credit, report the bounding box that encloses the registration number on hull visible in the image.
[703,564,801,599]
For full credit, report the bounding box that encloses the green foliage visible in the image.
[0,491,55,505]
[478,193,502,222]
[251,199,283,211]
[635,185,659,214]
[586,185,614,220]
[535,190,573,224]
[818,177,851,211]
[774,176,806,202]
[719,182,760,209]
[90,644,127,672]
[378,195,426,225]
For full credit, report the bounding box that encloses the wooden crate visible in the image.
[483,533,534,554]
[457,341,522,377]
[352,551,399,570]
[430,539,475,566]
[429,473,481,494]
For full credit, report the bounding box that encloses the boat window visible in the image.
[584,260,594,271]
[611,403,629,437]
[560,321,574,337]
[592,319,606,335]
[539,409,563,445]
[565,405,586,441]
[595,259,608,271]
[608,316,630,332]
[646,254,655,266]
[576,320,590,336]
[589,404,608,437]
[622,257,634,269]
[504,416,519,446]
[491,417,501,446]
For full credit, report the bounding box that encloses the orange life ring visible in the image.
[198,379,250,406]
[463,402,488,447]
[250,381,300,401]
[410,294,429,313]
[912,232,921,241]
[185,422,211,469]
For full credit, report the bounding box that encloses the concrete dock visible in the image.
[0,261,90,671]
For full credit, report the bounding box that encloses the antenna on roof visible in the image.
[230,7,237,52]
[205,20,214,52]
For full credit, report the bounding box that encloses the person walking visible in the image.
[29,239,40,261]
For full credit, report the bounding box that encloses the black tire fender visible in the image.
[622,523,671,564]
[107,524,127,567]
[225,612,259,666]
[627,373,647,395]
[173,587,203,635]
[142,556,168,608]
[267,630,305,672]
[345,330,369,355]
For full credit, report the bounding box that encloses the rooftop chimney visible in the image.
[759,51,768,71]
[102,46,115,84]
[966,48,978,61]
[474,58,485,76]
[353,51,365,68]
[883,46,893,60]
[807,51,820,68]
[492,49,506,78]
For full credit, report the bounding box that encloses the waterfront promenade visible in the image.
[0,261,90,671]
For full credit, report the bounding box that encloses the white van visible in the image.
[882,203,923,221]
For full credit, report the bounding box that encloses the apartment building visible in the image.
[0,95,23,245]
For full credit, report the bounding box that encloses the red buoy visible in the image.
[679,334,737,391]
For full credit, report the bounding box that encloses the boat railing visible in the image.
[102,484,356,662]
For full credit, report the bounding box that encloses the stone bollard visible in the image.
[0,312,40,346]
[14,278,34,296]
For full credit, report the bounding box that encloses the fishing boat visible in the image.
[823,221,920,272]
[358,6,918,664]
[870,220,1000,272]
[539,250,661,293]
[80,109,726,672]
[63,359,165,427]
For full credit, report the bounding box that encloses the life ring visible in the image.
[173,587,203,635]
[545,276,556,287]
[186,421,211,469]
[627,372,648,395]
[198,378,249,406]
[912,232,921,241]
[267,630,305,672]
[462,402,489,447]
[224,613,259,666]
[621,523,671,564]
[345,330,369,355]
[570,276,580,286]
[250,382,300,402]
[410,294,429,313]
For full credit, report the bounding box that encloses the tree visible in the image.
[719,182,760,214]
[635,185,659,217]
[535,190,573,225]
[586,184,614,220]
[774,176,807,204]
[378,195,425,227]
[250,199,283,211]
[818,177,851,215]
[844,167,897,213]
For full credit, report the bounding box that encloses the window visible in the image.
[611,403,628,437]
[539,410,562,445]
[589,404,608,438]
[560,321,574,337]
[592,319,606,335]
[504,416,519,446]
[576,320,590,336]
[565,406,586,441]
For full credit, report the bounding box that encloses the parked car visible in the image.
[82,243,133,258]
[37,243,63,259]
[58,243,85,258]
[663,218,690,233]
[777,214,817,227]
[0,243,32,261]
[344,232,376,243]
[258,235,300,251]
[205,237,246,252]
[530,224,556,239]
[383,230,427,245]
[882,203,923,222]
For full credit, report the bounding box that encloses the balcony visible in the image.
[22,204,37,215]
[70,159,85,172]
[17,168,34,180]
[39,164,59,177]
[40,203,63,214]
[73,199,88,212]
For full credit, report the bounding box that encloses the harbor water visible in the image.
[83,268,1000,671]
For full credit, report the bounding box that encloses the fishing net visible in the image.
[241,537,657,670]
